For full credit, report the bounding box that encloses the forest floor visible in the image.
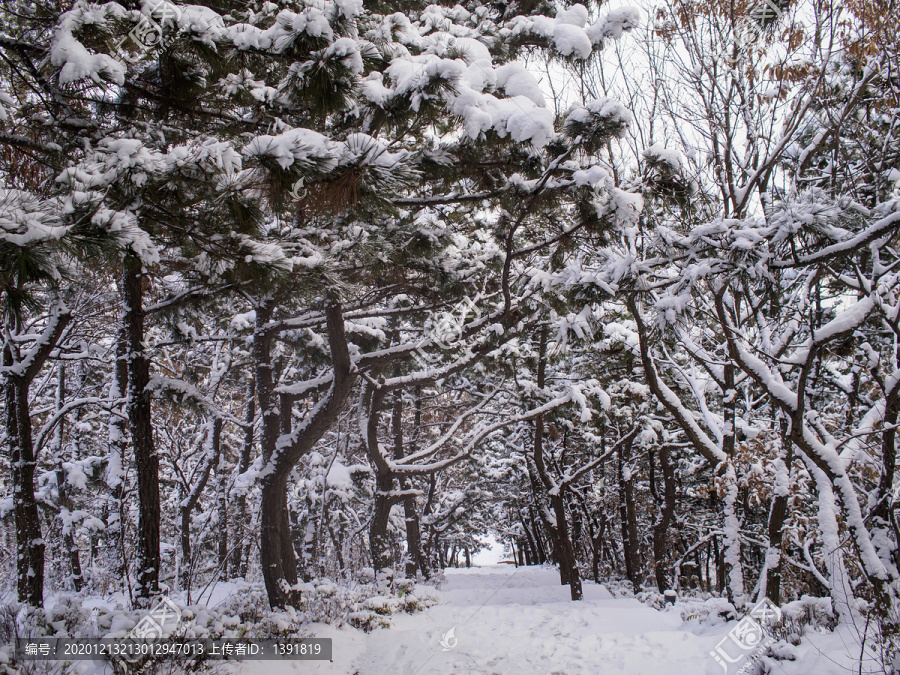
[235,565,882,675]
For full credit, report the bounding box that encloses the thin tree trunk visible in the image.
[763,419,793,604]
[123,255,160,605]
[105,327,129,596]
[530,325,581,599]
[50,366,84,592]
[652,445,676,592]
[179,418,222,594]
[550,491,583,600]
[217,455,229,578]
[231,377,255,577]
[391,392,426,578]
[56,462,84,592]
[617,431,641,587]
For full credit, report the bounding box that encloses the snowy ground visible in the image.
[236,565,883,675]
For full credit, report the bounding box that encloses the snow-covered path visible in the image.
[241,566,736,674]
[341,565,724,674]
[238,565,867,674]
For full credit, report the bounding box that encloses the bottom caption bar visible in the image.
[17,638,332,661]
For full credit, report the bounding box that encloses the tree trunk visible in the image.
[391,391,426,578]
[6,373,45,606]
[764,429,793,604]
[550,492,583,600]
[261,471,299,605]
[179,418,221,594]
[652,445,677,592]
[50,366,84,592]
[530,325,581,599]
[617,431,641,587]
[370,471,395,573]
[217,454,229,578]
[528,505,549,563]
[105,327,129,596]
[123,255,160,605]
[259,302,356,608]
[231,377,255,577]
[4,306,71,606]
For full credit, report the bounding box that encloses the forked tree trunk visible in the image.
[179,418,222,593]
[3,305,70,606]
[259,302,356,608]
[530,325,582,600]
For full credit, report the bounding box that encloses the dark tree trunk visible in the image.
[529,325,581,600]
[592,512,607,583]
[329,520,346,573]
[261,471,298,605]
[7,374,45,606]
[402,495,425,577]
[231,377,255,577]
[422,473,441,570]
[766,425,794,604]
[521,517,539,565]
[652,445,677,592]
[550,492,583,600]
[370,471,395,573]
[56,464,84,592]
[217,455,229,578]
[4,306,71,606]
[123,255,160,605]
[713,535,725,593]
[617,431,641,587]
[573,489,606,583]
[390,391,426,578]
[259,302,356,608]
[179,418,221,593]
[528,505,549,563]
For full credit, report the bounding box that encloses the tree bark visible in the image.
[179,418,221,594]
[123,255,160,605]
[259,302,356,608]
[217,458,229,578]
[529,325,582,600]
[7,373,45,606]
[391,392,426,578]
[231,377,255,577]
[51,366,84,592]
[617,431,641,587]
[105,327,129,596]
[369,470,395,573]
[4,305,71,606]
[652,445,676,591]
[550,491,583,600]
